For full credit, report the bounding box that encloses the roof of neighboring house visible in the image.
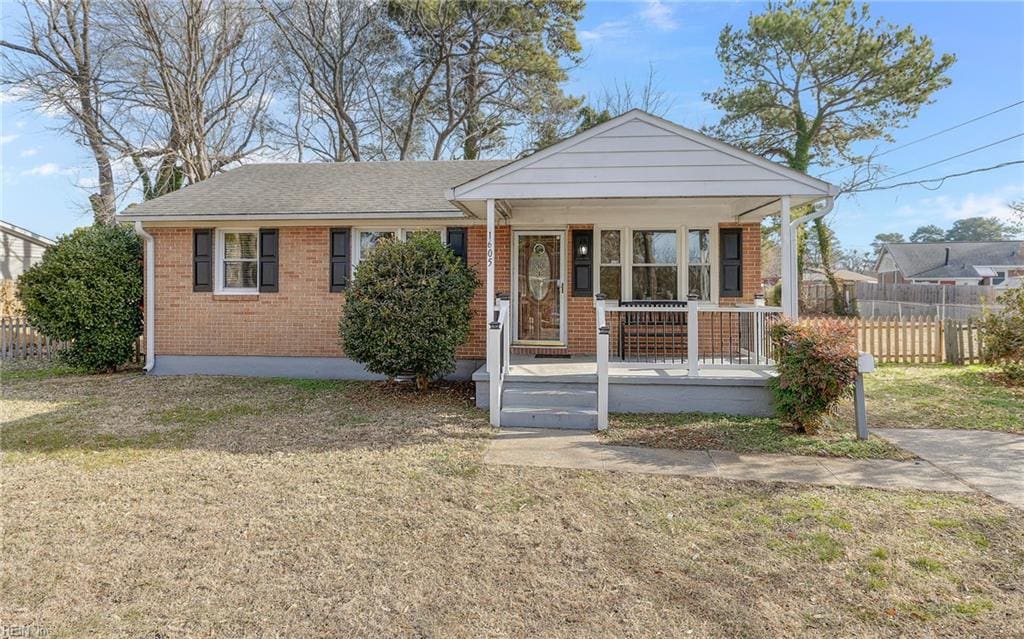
[0,220,55,247]
[118,160,510,220]
[805,268,876,283]
[877,241,1024,279]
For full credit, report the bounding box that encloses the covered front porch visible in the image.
[449,110,837,428]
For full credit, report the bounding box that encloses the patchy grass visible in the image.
[602,412,911,460]
[602,365,1023,458]
[1,370,1022,637]
[844,364,1024,433]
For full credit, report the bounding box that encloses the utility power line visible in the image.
[851,160,1024,193]
[817,99,1024,177]
[871,133,1024,185]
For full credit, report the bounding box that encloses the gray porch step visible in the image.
[499,406,598,429]
[501,385,596,410]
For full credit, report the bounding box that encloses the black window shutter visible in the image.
[446,227,468,266]
[259,228,279,293]
[193,229,213,292]
[572,229,594,297]
[720,228,743,298]
[330,227,350,292]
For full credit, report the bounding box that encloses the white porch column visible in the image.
[486,198,496,373]
[779,195,796,319]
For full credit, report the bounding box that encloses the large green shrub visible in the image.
[768,319,859,433]
[17,224,143,372]
[979,286,1024,384]
[339,232,478,389]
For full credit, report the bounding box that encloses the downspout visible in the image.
[785,196,835,319]
[133,221,155,372]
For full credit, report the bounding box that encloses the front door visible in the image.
[513,232,565,344]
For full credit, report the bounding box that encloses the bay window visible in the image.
[631,230,678,300]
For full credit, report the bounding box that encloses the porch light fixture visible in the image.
[577,242,588,257]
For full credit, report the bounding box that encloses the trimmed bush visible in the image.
[768,319,858,433]
[339,232,478,389]
[979,287,1024,384]
[17,224,143,372]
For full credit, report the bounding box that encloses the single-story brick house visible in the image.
[118,110,837,428]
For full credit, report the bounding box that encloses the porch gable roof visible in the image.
[448,110,837,203]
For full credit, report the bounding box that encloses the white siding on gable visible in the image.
[0,229,49,280]
[453,114,833,201]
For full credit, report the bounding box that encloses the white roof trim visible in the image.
[116,210,468,223]
[0,219,56,246]
[449,109,838,201]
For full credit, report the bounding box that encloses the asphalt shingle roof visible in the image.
[120,160,510,218]
[882,241,1024,278]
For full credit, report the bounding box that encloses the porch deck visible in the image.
[473,355,777,425]
[477,354,775,382]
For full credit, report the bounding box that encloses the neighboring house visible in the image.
[118,110,838,428]
[0,220,54,281]
[875,241,1024,287]
[804,268,876,284]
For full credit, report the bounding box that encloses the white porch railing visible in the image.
[487,294,511,427]
[595,295,609,431]
[594,299,783,427]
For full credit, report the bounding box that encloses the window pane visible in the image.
[632,266,678,300]
[688,230,709,264]
[224,232,257,259]
[224,261,258,289]
[600,230,621,264]
[599,266,621,299]
[688,265,711,300]
[360,231,395,254]
[632,231,676,264]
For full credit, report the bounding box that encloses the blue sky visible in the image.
[2,1,1023,254]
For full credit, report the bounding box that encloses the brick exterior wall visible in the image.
[148,221,763,360]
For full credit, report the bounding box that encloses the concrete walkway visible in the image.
[875,428,1024,509]
[484,428,972,494]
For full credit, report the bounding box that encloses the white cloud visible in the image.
[77,176,99,188]
[19,148,38,158]
[895,184,1024,225]
[21,162,75,177]
[639,0,679,32]
[0,134,18,145]
[579,20,631,43]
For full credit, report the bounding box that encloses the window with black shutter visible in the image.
[446,227,468,266]
[720,228,743,298]
[330,228,350,292]
[193,229,213,292]
[259,229,279,293]
[572,229,593,296]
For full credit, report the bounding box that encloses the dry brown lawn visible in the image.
[2,369,1023,638]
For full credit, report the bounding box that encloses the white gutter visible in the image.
[783,196,835,319]
[133,221,156,372]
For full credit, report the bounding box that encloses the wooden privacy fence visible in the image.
[801,316,985,364]
[1,316,66,359]
[1,316,145,363]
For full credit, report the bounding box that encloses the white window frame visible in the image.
[215,228,259,294]
[594,224,720,303]
[629,228,681,301]
[597,228,624,302]
[687,228,713,301]
[352,227,445,267]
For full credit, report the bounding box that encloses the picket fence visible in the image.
[800,316,985,364]
[0,314,986,367]
[1,316,144,363]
